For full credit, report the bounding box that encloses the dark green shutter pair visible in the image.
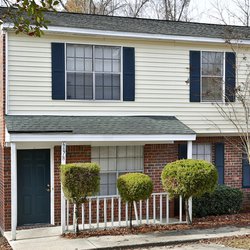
[190,51,236,102]
[51,43,135,101]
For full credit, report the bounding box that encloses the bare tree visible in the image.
[64,0,125,15]
[150,0,191,21]
[122,0,150,18]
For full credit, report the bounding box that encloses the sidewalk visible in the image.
[5,225,250,250]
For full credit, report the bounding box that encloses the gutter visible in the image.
[3,23,250,45]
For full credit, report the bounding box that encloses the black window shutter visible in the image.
[178,144,187,159]
[215,143,224,185]
[189,51,201,102]
[123,47,135,101]
[51,43,65,100]
[225,52,236,102]
[242,154,250,187]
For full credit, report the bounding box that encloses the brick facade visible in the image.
[1,138,250,231]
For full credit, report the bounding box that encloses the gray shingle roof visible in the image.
[1,7,250,40]
[5,116,195,135]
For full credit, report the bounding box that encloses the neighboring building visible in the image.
[0,7,250,237]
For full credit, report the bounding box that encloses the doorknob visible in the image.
[46,184,51,192]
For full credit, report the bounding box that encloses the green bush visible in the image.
[117,173,153,227]
[193,185,243,218]
[161,159,218,224]
[60,162,100,233]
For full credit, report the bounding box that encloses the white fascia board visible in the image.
[3,22,250,45]
[8,133,196,143]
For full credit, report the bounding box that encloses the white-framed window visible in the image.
[66,44,121,100]
[91,146,144,196]
[201,51,224,102]
[192,143,212,162]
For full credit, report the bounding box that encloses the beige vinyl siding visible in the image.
[7,32,250,134]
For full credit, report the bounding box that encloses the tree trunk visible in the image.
[74,203,79,235]
[185,198,192,225]
[130,202,133,229]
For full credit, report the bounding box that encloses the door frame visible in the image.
[16,146,55,225]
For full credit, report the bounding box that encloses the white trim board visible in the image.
[7,133,196,143]
[3,23,250,45]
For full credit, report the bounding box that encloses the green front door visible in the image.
[17,149,50,226]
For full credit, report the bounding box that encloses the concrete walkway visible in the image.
[4,226,250,250]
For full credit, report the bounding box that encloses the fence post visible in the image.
[188,196,192,223]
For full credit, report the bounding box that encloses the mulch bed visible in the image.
[0,236,12,250]
[62,212,250,239]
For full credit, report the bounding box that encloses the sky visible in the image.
[189,0,241,24]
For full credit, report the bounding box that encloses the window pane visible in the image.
[95,86,103,100]
[100,159,109,171]
[95,46,103,58]
[113,87,120,100]
[117,146,126,157]
[95,74,103,87]
[75,86,84,99]
[67,58,75,71]
[113,74,120,87]
[75,46,84,57]
[104,60,112,72]
[84,86,93,99]
[104,47,112,59]
[85,73,93,87]
[104,87,112,100]
[202,77,223,102]
[202,52,223,76]
[76,58,84,71]
[112,47,120,59]
[67,73,75,86]
[104,74,112,87]
[85,59,92,72]
[76,73,84,86]
[109,158,117,171]
[67,85,74,99]
[85,46,92,58]
[67,45,74,57]
[112,60,120,72]
[95,59,103,72]
[117,158,127,171]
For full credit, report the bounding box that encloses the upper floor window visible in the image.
[201,52,224,102]
[66,44,121,100]
[189,51,235,103]
[192,143,212,162]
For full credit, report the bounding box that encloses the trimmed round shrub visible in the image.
[117,173,153,203]
[161,159,218,224]
[61,163,100,203]
[60,162,100,233]
[161,159,218,199]
[117,173,153,228]
[193,185,243,218]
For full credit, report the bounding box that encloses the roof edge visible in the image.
[3,23,250,45]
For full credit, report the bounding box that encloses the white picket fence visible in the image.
[61,192,192,232]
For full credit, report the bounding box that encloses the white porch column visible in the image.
[61,142,66,234]
[187,140,193,223]
[187,141,193,159]
[11,142,17,240]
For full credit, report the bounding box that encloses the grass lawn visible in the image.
[202,235,250,249]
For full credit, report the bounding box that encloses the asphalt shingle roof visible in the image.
[1,7,250,40]
[5,116,195,135]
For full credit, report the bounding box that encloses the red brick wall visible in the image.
[144,144,179,217]
[0,33,9,232]
[54,145,91,226]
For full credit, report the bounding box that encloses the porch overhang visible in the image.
[5,115,196,143]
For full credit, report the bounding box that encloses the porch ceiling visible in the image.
[5,115,195,135]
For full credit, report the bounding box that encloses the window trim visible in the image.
[200,51,226,103]
[64,42,123,102]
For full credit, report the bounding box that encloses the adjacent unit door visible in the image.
[17,149,50,226]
